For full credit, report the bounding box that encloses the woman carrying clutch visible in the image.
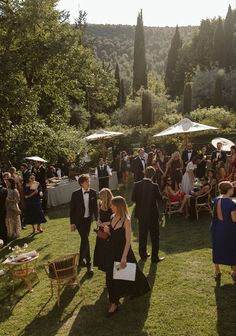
[103,196,150,317]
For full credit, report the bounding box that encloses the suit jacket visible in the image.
[70,188,98,226]
[132,156,146,182]
[211,150,227,163]
[34,166,46,190]
[181,150,197,166]
[132,179,162,221]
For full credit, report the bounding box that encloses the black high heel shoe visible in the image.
[106,304,119,318]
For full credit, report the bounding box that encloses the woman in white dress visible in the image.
[181,157,198,195]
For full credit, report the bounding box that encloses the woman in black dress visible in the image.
[93,188,113,271]
[103,196,150,317]
[196,145,208,178]
[24,174,46,234]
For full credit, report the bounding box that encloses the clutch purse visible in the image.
[94,228,109,240]
[113,262,136,281]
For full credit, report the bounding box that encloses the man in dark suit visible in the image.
[131,148,146,182]
[70,174,98,276]
[211,141,227,170]
[95,158,112,191]
[33,161,47,211]
[132,166,164,263]
[181,142,197,168]
[20,163,31,188]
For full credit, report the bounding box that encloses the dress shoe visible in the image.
[151,256,165,263]
[86,267,94,277]
[106,305,119,318]
[140,253,150,260]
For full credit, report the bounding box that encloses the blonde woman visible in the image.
[103,196,150,317]
[93,188,113,271]
[165,151,183,190]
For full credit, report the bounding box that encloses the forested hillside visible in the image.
[86,24,198,92]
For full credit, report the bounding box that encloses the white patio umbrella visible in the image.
[153,118,218,145]
[80,130,123,156]
[211,137,235,152]
[80,130,123,142]
[25,156,47,163]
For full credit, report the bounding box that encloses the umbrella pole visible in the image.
[184,133,189,147]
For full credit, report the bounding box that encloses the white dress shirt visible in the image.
[82,188,90,218]
[187,151,192,161]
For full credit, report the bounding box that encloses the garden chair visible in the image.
[195,188,213,220]
[44,253,80,306]
[163,194,181,218]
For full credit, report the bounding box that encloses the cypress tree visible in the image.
[183,82,192,115]
[120,79,126,107]
[214,73,224,107]
[165,26,182,98]
[213,18,225,68]
[133,9,147,94]
[115,63,121,108]
[141,90,153,126]
[224,5,235,70]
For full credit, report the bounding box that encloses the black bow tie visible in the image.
[188,150,192,153]
[84,191,89,194]
[141,158,145,161]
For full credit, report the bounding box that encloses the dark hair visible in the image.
[7,177,16,189]
[21,163,28,169]
[27,173,35,182]
[201,176,208,183]
[191,156,198,164]
[231,145,236,152]
[78,174,90,185]
[145,166,156,179]
[218,181,233,195]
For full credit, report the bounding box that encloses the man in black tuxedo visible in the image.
[70,174,98,276]
[181,142,197,168]
[95,158,112,191]
[211,141,227,170]
[131,148,146,182]
[132,166,164,263]
[20,163,31,188]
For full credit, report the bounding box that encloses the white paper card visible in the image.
[113,262,136,281]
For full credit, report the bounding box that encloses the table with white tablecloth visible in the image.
[47,172,118,208]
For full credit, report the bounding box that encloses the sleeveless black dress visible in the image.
[93,208,113,271]
[105,220,150,304]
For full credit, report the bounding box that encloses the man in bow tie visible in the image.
[211,142,227,169]
[70,174,98,276]
[181,142,197,168]
[131,148,146,182]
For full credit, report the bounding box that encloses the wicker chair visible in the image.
[195,188,213,220]
[44,253,80,306]
[163,195,181,218]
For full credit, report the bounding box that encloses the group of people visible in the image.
[0,161,47,244]
[70,167,164,317]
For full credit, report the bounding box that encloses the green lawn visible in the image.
[0,186,236,336]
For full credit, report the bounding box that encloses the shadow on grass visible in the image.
[215,284,236,336]
[0,235,37,261]
[131,205,212,255]
[20,273,88,336]
[67,263,157,336]
[47,204,70,220]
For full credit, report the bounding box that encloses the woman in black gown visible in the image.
[103,196,150,317]
[93,188,113,271]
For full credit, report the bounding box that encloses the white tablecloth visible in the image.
[47,172,118,208]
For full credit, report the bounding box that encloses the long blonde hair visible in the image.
[111,196,130,220]
[99,188,113,210]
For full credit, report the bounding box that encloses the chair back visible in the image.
[46,253,79,280]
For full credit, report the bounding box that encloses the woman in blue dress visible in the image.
[24,174,46,234]
[211,181,236,285]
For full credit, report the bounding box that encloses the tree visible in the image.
[213,18,225,68]
[133,9,147,94]
[183,82,192,115]
[120,79,126,107]
[165,26,182,98]
[115,63,121,108]
[224,5,235,70]
[142,90,153,126]
[214,73,224,107]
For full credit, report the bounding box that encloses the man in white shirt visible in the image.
[95,158,112,190]
[70,174,98,276]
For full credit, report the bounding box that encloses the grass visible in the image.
[0,184,236,336]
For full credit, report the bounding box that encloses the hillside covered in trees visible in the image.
[86,24,197,93]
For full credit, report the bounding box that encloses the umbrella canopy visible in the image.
[81,130,123,142]
[153,118,218,137]
[25,156,47,163]
[211,137,235,152]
